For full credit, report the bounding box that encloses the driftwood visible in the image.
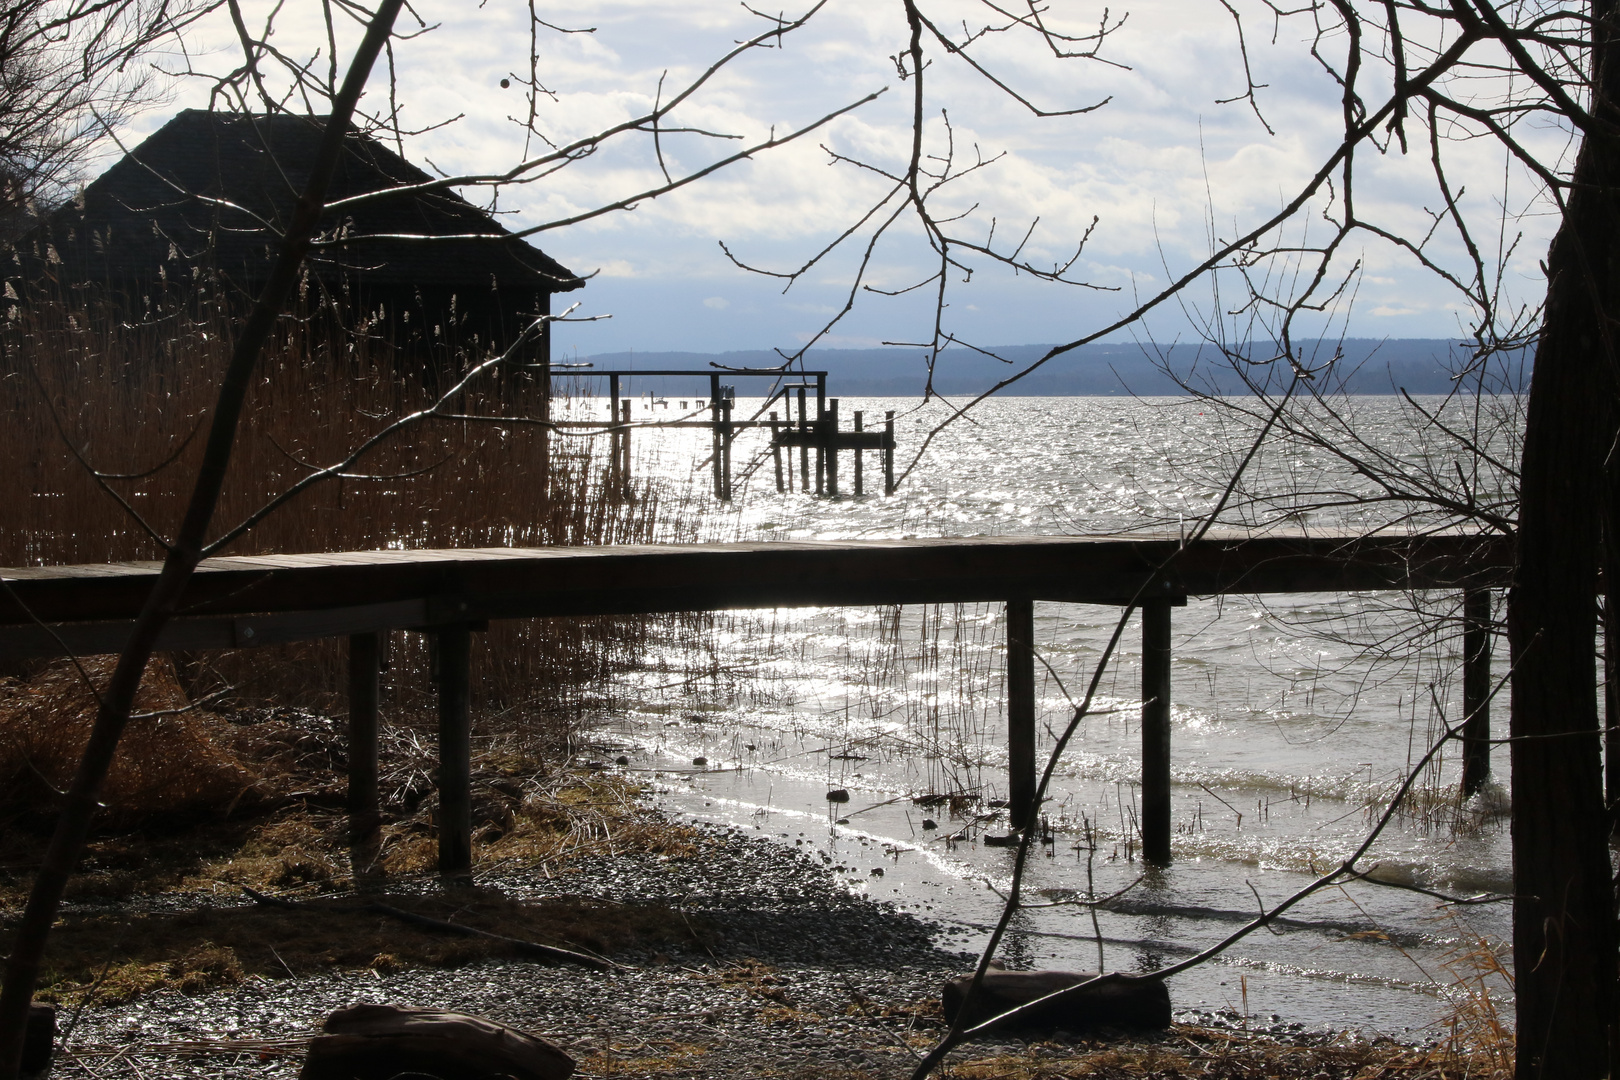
[299,1004,573,1080]
[942,969,1171,1032]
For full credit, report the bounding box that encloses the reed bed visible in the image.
[0,284,697,723]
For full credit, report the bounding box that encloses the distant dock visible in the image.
[547,368,895,500]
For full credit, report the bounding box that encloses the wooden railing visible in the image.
[0,530,1513,875]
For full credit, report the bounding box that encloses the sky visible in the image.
[111,0,1565,357]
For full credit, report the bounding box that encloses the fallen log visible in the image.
[942,969,1171,1033]
[299,1004,573,1080]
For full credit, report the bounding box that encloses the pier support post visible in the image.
[620,400,633,497]
[347,632,381,844]
[1007,599,1037,831]
[710,374,724,501]
[884,411,896,495]
[798,387,811,491]
[853,411,864,496]
[826,398,840,497]
[815,374,827,495]
[771,411,785,492]
[729,395,741,501]
[1141,599,1172,865]
[609,374,622,495]
[434,623,473,880]
[1461,588,1493,797]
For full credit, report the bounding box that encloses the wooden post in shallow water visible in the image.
[826,399,840,497]
[710,374,724,501]
[347,632,381,843]
[619,400,633,497]
[434,623,473,879]
[815,374,827,495]
[608,373,622,496]
[884,411,896,495]
[771,411,785,493]
[853,411,865,496]
[721,393,735,501]
[1006,599,1037,830]
[797,387,811,492]
[1141,599,1172,865]
[1461,588,1492,797]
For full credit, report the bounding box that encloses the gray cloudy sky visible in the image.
[125,0,1560,355]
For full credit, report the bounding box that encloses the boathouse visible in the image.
[10,110,585,358]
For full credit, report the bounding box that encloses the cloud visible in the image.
[103,0,1563,351]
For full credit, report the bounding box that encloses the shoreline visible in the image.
[41,817,1508,1079]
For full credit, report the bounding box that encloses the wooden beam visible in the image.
[0,598,429,659]
[0,533,1515,639]
[434,623,473,880]
[1006,599,1037,831]
[771,429,887,450]
[547,367,834,378]
[1141,599,1173,866]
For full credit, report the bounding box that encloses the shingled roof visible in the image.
[26,109,585,296]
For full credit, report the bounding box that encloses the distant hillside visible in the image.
[568,340,1531,397]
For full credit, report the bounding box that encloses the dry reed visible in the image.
[0,654,261,828]
[0,282,697,719]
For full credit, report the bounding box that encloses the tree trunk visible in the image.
[0,8,404,1077]
[1509,0,1620,1067]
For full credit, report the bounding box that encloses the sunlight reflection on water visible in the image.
[582,394,1515,1035]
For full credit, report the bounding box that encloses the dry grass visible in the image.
[0,655,263,830]
[563,1024,1510,1080]
[938,1026,1510,1079]
[3,753,709,1007]
[0,653,708,1005]
[0,657,702,904]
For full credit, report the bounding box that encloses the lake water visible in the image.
[564,393,1517,1037]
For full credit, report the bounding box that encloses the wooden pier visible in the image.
[0,531,1512,872]
[548,369,896,500]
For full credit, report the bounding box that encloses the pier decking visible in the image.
[0,531,1513,873]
